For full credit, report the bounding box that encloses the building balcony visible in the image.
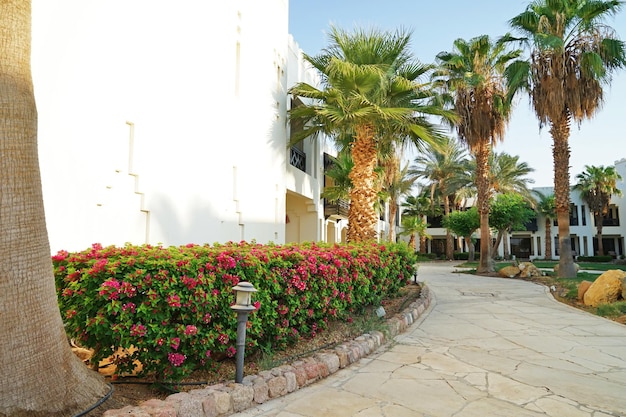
[324,198,349,219]
[290,146,306,172]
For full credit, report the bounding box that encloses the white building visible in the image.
[421,158,626,260]
[32,1,349,253]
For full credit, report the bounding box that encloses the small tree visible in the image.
[489,193,535,259]
[442,207,480,261]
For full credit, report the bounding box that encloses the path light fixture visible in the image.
[231,281,258,383]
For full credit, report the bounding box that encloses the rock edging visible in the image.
[102,285,431,417]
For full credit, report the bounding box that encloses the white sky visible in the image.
[288,0,626,187]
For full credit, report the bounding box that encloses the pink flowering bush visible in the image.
[54,241,415,381]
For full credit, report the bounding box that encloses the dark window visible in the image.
[602,205,620,226]
[569,204,579,226]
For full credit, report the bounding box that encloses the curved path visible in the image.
[233,262,626,417]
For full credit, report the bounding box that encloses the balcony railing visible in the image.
[602,217,620,227]
[324,199,349,218]
[290,147,306,172]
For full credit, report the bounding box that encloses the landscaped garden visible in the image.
[455,259,626,323]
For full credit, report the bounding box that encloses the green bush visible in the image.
[577,255,613,263]
[416,253,437,261]
[453,252,469,260]
[54,241,415,381]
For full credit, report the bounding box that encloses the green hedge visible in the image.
[453,252,469,260]
[54,241,416,381]
[577,255,613,263]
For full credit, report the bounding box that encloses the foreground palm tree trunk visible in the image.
[347,124,379,242]
[595,214,605,256]
[475,142,494,273]
[551,114,577,277]
[0,2,108,415]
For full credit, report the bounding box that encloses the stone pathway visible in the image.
[232,262,626,417]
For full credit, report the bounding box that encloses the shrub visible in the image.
[577,255,613,263]
[54,241,415,381]
[453,252,469,260]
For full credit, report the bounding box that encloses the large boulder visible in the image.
[553,263,580,275]
[519,262,542,278]
[577,280,593,302]
[499,265,520,278]
[583,270,626,307]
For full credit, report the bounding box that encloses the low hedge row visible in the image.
[54,241,415,381]
[577,255,614,263]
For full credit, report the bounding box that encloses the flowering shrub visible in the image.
[54,241,415,381]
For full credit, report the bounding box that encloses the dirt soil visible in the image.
[84,284,423,416]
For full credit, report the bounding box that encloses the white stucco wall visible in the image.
[32,0,298,253]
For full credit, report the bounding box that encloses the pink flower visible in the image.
[184,325,198,336]
[218,333,229,345]
[168,352,186,367]
[167,294,181,307]
[203,313,212,324]
[205,350,211,358]
[122,303,136,313]
[130,324,147,337]
[170,337,180,350]
[52,250,69,261]
[226,346,237,357]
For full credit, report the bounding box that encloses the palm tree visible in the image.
[434,35,522,273]
[289,26,452,243]
[399,215,430,252]
[534,191,557,259]
[402,193,434,253]
[380,155,416,242]
[322,149,353,203]
[508,0,626,277]
[489,152,536,204]
[574,165,623,256]
[410,137,468,259]
[0,1,108,415]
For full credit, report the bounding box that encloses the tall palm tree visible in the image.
[410,137,468,259]
[402,193,434,253]
[574,165,623,256]
[289,26,452,243]
[508,0,626,277]
[0,2,108,415]
[434,35,522,273]
[534,191,557,259]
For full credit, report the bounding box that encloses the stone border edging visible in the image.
[103,285,431,417]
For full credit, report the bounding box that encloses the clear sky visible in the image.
[288,0,626,187]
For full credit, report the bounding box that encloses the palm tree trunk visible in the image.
[408,233,416,251]
[551,113,576,277]
[503,229,510,260]
[347,123,379,242]
[0,2,108,415]
[419,233,427,254]
[475,142,494,273]
[465,236,475,262]
[388,200,397,242]
[444,194,453,260]
[544,219,552,259]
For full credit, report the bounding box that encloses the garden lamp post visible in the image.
[231,281,258,383]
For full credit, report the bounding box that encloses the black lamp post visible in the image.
[230,281,258,383]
